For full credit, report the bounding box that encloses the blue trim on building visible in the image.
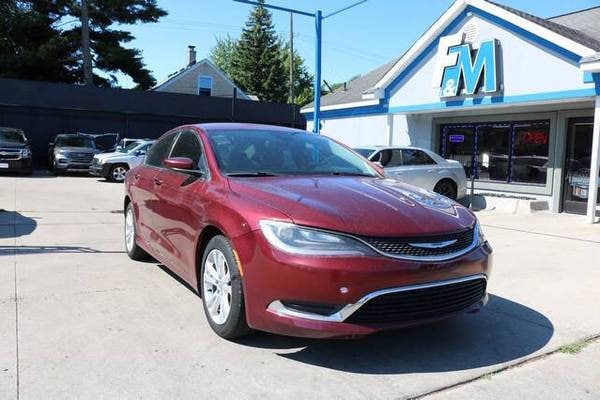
[303,102,387,121]
[584,71,594,83]
[388,89,596,114]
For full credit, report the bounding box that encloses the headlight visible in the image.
[259,220,374,256]
[476,221,486,245]
[20,148,31,158]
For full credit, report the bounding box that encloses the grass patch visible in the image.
[558,337,597,355]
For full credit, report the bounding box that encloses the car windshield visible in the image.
[207,129,378,177]
[0,128,26,143]
[121,141,141,153]
[354,148,375,158]
[55,136,95,148]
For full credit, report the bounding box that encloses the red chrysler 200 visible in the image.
[123,123,493,339]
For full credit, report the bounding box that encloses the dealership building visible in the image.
[302,0,600,222]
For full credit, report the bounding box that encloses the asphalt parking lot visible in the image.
[1,172,600,400]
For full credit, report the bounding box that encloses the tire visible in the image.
[109,164,129,183]
[124,203,149,261]
[200,235,252,339]
[434,179,458,200]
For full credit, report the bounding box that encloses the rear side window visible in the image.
[401,149,435,166]
[169,131,205,171]
[145,132,177,167]
[373,149,402,167]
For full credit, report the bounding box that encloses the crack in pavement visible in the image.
[406,333,600,400]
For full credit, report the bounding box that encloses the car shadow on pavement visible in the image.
[0,210,37,239]
[236,294,554,374]
[0,245,125,256]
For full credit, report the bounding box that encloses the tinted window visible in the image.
[207,129,377,176]
[354,148,375,158]
[145,132,177,167]
[375,149,402,167]
[0,128,26,143]
[401,149,435,166]
[55,136,95,148]
[512,124,550,184]
[169,131,205,171]
[477,126,510,181]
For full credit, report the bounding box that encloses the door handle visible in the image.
[427,169,435,173]
[153,177,163,186]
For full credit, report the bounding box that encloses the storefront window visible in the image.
[440,120,550,186]
[511,123,550,184]
[442,126,475,178]
[476,125,510,182]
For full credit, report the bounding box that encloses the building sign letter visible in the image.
[433,33,499,98]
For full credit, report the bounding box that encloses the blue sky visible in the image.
[117,0,600,88]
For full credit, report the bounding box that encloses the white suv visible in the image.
[90,140,154,182]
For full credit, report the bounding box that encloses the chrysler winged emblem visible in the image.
[409,239,457,249]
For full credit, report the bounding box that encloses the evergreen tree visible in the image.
[232,0,287,103]
[280,41,313,106]
[209,35,238,82]
[0,0,166,89]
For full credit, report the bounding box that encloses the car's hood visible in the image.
[0,141,27,149]
[228,176,475,236]
[94,151,131,161]
[55,147,96,153]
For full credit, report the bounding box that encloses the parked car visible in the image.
[78,132,120,153]
[0,127,32,175]
[354,146,468,200]
[90,140,154,182]
[115,138,144,153]
[124,123,492,340]
[48,134,100,174]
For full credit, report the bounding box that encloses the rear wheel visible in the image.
[124,203,149,261]
[434,179,457,200]
[109,164,129,182]
[200,235,251,339]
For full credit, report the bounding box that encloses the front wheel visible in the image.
[200,235,252,339]
[124,203,149,261]
[109,164,129,182]
[434,179,458,200]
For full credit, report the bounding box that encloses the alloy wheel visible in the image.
[125,207,135,253]
[203,249,232,325]
[112,166,128,182]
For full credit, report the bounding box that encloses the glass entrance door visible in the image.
[562,118,599,215]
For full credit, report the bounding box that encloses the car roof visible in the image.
[192,123,307,135]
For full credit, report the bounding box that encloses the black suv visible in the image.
[0,127,33,174]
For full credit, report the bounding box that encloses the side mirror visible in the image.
[373,161,383,168]
[49,142,54,147]
[164,157,194,170]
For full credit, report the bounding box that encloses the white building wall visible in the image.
[308,114,390,147]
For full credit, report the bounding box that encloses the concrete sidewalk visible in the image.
[1,172,599,399]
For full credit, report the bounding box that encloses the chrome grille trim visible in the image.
[266,274,488,323]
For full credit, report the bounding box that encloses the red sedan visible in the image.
[124,123,492,339]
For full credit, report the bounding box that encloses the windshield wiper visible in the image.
[327,171,374,177]
[226,171,281,177]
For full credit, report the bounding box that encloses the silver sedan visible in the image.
[354,146,468,200]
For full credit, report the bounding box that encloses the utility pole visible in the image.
[289,12,295,127]
[233,0,367,134]
[289,12,294,104]
[81,0,93,86]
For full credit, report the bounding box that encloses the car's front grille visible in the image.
[0,149,20,160]
[345,277,486,324]
[358,227,475,258]
[68,153,94,164]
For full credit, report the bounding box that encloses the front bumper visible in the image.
[0,157,32,173]
[55,159,92,172]
[89,163,111,177]
[233,231,493,338]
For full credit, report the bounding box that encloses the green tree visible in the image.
[0,0,166,89]
[280,42,313,106]
[231,0,287,103]
[209,35,238,81]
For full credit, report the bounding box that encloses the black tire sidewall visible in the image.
[435,180,457,200]
[110,164,128,182]
[200,235,248,339]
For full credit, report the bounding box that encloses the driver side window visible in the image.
[169,130,206,172]
[145,131,178,167]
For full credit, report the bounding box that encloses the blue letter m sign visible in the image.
[440,39,498,98]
